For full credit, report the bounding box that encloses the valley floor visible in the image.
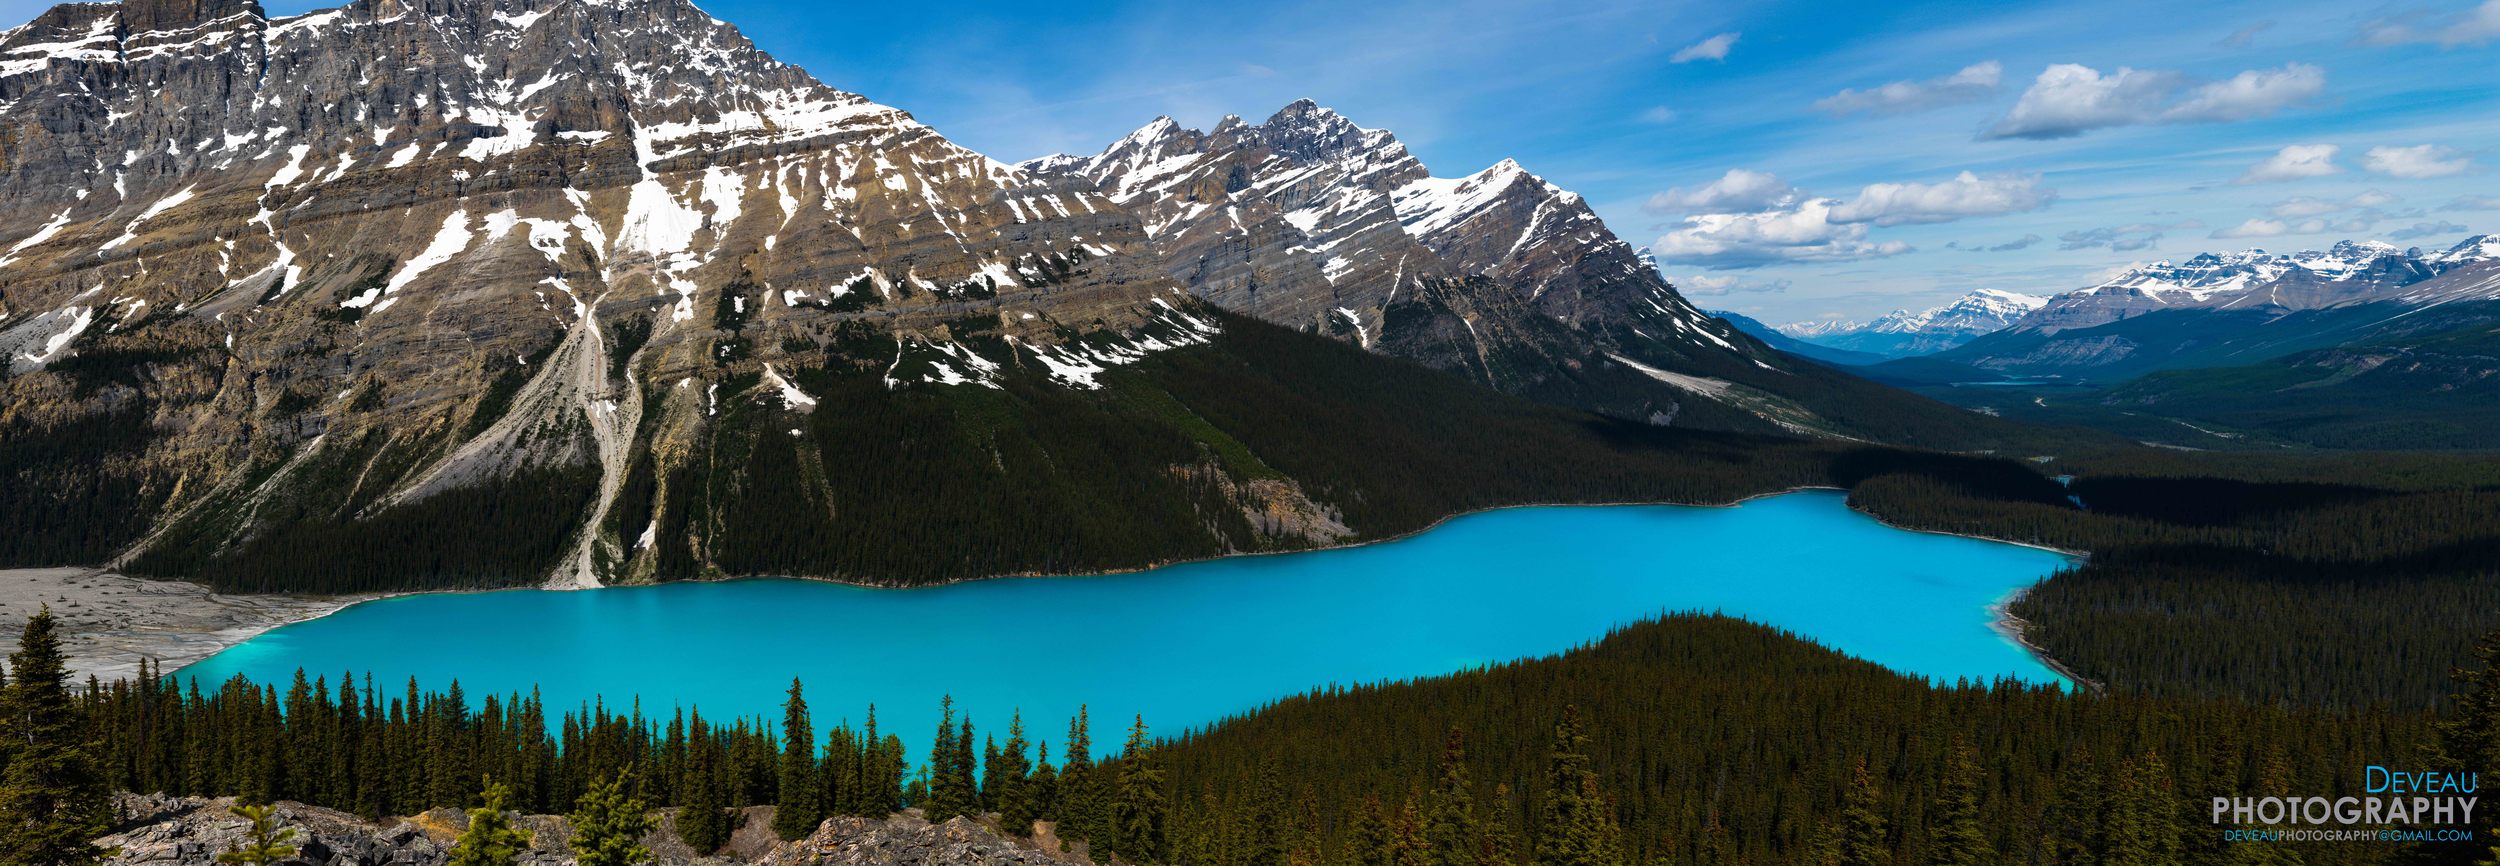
[0,567,361,682]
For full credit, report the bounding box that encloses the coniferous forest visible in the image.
[3,596,2489,866]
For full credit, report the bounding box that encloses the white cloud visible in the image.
[1984,63,2324,140]
[1646,169,1800,213]
[2059,222,2188,251]
[2443,195,2500,211]
[2212,218,2289,239]
[2161,64,2327,123]
[2364,144,2475,178]
[1653,199,1911,268]
[1638,105,1677,123]
[2389,220,2470,240]
[2349,189,2401,208]
[1826,172,2054,226]
[1676,274,1793,296]
[2220,20,2275,48]
[2211,215,2383,239]
[1652,171,2050,267]
[2260,190,2395,229]
[1813,61,2002,116]
[1670,32,1740,64]
[2266,197,2342,218]
[2362,0,2500,48]
[2235,144,2342,184]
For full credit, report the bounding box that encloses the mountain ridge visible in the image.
[1776,289,2046,358]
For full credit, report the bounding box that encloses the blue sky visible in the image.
[18,0,2494,323]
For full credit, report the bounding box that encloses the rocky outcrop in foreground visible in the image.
[101,794,1088,866]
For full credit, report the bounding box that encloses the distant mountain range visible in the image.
[1941,235,2500,379]
[1712,312,1887,366]
[1775,289,2047,358]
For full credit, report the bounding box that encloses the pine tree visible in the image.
[2040,750,2105,866]
[0,607,113,866]
[1393,798,1433,866]
[1533,706,1622,866]
[2220,750,2302,866]
[1928,742,1992,866]
[771,679,820,841]
[924,696,970,822]
[215,803,298,866]
[2428,618,2500,866]
[568,767,655,866]
[1839,758,1890,866]
[1425,728,1480,866]
[448,777,532,866]
[2099,753,2182,866]
[1348,795,1396,866]
[677,718,728,854]
[1286,784,1325,866]
[1110,714,1166,864]
[993,712,1037,835]
[1060,708,1101,847]
[1478,784,1523,866]
[1242,759,1287,866]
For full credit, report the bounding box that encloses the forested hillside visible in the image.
[106,313,2073,594]
[56,611,2441,866]
[1850,448,2500,709]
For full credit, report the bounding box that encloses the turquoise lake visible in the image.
[176,491,2073,759]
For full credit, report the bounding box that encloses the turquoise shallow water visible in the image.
[176,490,2073,758]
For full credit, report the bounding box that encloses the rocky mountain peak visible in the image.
[0,0,1220,587]
[2011,235,2492,334]
[1025,100,1778,426]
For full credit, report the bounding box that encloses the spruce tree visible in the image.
[993,712,1036,835]
[2099,753,2182,866]
[1838,758,1890,866]
[215,803,298,866]
[568,767,655,866]
[2428,619,2500,866]
[771,679,820,840]
[1348,795,1395,866]
[923,696,970,822]
[2221,750,2302,866]
[1060,708,1101,846]
[676,720,728,854]
[1928,743,1993,866]
[1533,706,1622,866]
[1029,742,1059,828]
[0,607,112,866]
[448,777,532,866]
[1478,784,1522,866]
[1424,728,1480,866]
[1110,714,1166,864]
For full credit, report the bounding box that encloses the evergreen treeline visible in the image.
[1158,613,2419,866]
[1845,449,2500,709]
[51,608,2455,866]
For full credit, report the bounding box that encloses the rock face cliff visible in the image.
[0,0,1267,587]
[100,794,1086,866]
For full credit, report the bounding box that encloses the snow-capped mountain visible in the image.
[1023,100,1814,424]
[1777,289,2046,358]
[0,0,2027,591]
[1942,235,2500,378]
[0,0,1321,588]
[2010,239,2487,335]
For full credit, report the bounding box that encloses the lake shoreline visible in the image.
[39,486,2088,688]
[0,567,389,684]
